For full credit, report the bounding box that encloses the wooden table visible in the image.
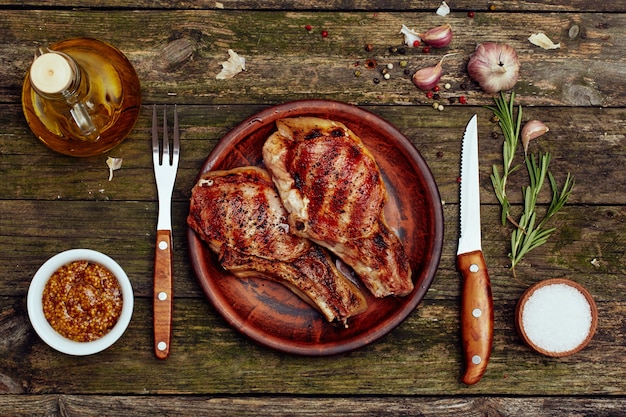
[1,1,625,415]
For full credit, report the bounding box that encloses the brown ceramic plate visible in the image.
[187,100,443,355]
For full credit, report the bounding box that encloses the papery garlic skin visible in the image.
[420,24,453,48]
[400,24,422,47]
[436,1,450,17]
[106,157,123,181]
[528,33,561,50]
[522,120,549,154]
[216,49,246,80]
[467,43,520,93]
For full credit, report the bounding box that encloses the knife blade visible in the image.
[458,114,493,385]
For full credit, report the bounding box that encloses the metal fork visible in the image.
[152,104,179,360]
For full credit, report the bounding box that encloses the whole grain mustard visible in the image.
[42,260,123,342]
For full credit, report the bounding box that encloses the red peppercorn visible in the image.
[459,96,467,104]
[422,46,430,53]
[468,11,475,18]
[305,24,313,31]
[457,177,462,184]
[433,85,440,92]
[426,91,434,99]
[413,40,421,47]
[321,30,329,38]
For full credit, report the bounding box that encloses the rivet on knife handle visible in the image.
[154,229,173,359]
[458,250,493,385]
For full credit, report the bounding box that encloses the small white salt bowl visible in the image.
[515,278,597,357]
[27,249,134,355]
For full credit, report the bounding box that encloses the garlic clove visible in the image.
[412,53,457,91]
[521,120,549,154]
[467,42,520,93]
[528,33,561,50]
[400,24,422,47]
[412,61,443,90]
[419,24,453,48]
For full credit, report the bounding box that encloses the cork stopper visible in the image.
[30,52,74,95]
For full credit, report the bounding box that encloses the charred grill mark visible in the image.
[293,172,303,191]
[330,128,345,138]
[305,129,323,140]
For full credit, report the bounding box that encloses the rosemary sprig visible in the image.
[489,92,574,276]
[487,91,523,225]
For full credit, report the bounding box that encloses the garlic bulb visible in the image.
[467,43,520,93]
[521,120,549,154]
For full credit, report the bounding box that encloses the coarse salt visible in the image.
[521,283,592,353]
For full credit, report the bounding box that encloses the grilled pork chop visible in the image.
[187,166,367,326]
[262,117,413,298]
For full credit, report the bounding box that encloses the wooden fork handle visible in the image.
[154,229,173,359]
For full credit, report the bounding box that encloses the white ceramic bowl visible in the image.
[27,249,134,355]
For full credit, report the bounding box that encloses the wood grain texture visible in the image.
[0,1,625,415]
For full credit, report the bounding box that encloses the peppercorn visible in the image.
[399,60,408,68]
[426,91,434,99]
[491,131,499,139]
[468,11,475,18]
[365,44,374,52]
[433,93,440,100]
[321,30,329,38]
[373,77,380,84]
[404,69,411,75]
[448,97,456,104]
[398,47,406,55]
[413,40,421,47]
[459,96,467,104]
[354,70,362,77]
[436,151,444,158]
[383,73,390,80]
[433,85,440,92]
[365,59,377,69]
[422,46,431,53]
[305,24,313,31]
[389,46,398,53]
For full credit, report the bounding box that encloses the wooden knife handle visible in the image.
[457,250,493,385]
[154,229,173,360]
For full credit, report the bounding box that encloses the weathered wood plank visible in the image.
[1,104,625,206]
[1,0,625,12]
[1,293,624,395]
[0,11,624,106]
[1,199,624,299]
[1,394,626,417]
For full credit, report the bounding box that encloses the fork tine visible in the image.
[162,106,170,165]
[152,105,159,158]
[173,105,180,162]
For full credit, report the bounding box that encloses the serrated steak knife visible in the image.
[458,114,493,385]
